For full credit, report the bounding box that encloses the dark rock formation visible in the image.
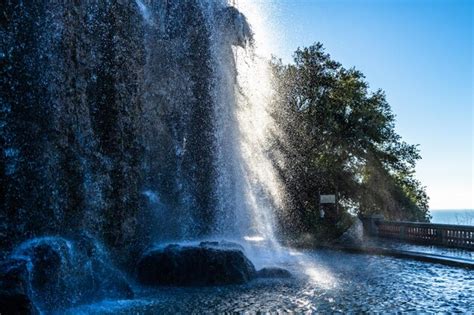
[0,259,40,315]
[137,242,256,286]
[1,0,254,270]
[256,267,292,279]
[0,236,133,312]
[335,217,364,246]
[0,0,146,268]
[0,292,39,315]
[217,6,253,47]
[199,240,245,251]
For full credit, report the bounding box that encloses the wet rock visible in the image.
[74,234,134,301]
[11,238,84,310]
[0,292,40,315]
[256,267,292,279]
[199,240,245,251]
[336,217,364,246]
[28,243,63,292]
[91,259,134,300]
[199,241,220,247]
[217,6,253,47]
[0,259,30,295]
[137,242,256,286]
[0,259,40,315]
[2,237,133,312]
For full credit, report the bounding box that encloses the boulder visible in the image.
[28,243,63,293]
[0,259,30,295]
[1,236,133,312]
[137,242,256,286]
[256,267,292,279]
[0,292,39,315]
[199,240,245,251]
[0,259,40,315]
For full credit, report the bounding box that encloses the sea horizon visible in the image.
[429,209,474,226]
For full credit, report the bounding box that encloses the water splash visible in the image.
[133,0,285,247]
[209,1,286,250]
[9,236,132,311]
[142,190,161,204]
[135,0,155,26]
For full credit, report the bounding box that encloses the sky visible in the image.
[258,0,473,210]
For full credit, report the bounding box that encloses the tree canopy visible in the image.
[270,43,430,237]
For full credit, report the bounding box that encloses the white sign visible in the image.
[320,194,336,204]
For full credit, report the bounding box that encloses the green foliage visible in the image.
[270,43,430,236]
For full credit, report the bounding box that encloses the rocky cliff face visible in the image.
[2,1,145,266]
[1,1,252,267]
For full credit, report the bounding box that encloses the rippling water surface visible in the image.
[67,248,474,314]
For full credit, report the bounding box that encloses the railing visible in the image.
[362,217,474,250]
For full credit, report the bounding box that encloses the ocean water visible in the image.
[429,209,474,226]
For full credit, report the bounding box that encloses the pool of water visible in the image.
[66,248,474,314]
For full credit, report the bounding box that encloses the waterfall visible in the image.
[1,0,284,261]
[210,3,284,244]
[0,1,289,311]
[136,0,284,245]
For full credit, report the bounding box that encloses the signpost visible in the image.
[319,193,337,220]
[320,194,336,204]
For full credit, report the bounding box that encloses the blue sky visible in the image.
[262,0,473,209]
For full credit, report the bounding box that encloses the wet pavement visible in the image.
[67,248,474,314]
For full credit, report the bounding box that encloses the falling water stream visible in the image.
[133,0,286,257]
[1,1,473,313]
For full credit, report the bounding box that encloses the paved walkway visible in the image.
[326,237,474,269]
[363,238,474,260]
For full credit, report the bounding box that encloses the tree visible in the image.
[270,43,429,238]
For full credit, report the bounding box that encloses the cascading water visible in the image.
[206,1,285,245]
[3,2,473,314]
[1,0,290,312]
[136,0,285,247]
[1,0,283,253]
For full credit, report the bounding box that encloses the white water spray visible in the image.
[209,1,285,250]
